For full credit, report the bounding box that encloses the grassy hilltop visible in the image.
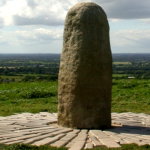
[0,79,150,116]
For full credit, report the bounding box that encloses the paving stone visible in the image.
[15,126,56,132]
[137,135,150,140]
[23,123,46,127]
[60,133,77,141]
[79,129,88,134]
[123,138,133,144]
[68,141,85,150]
[71,129,81,134]
[32,134,65,146]
[109,135,127,144]
[88,134,102,146]
[99,138,121,148]
[90,130,109,139]
[0,132,35,138]
[85,142,93,149]
[0,117,6,120]
[51,128,73,136]
[75,133,88,141]
[103,128,122,134]
[116,139,127,145]
[0,133,41,144]
[53,113,58,117]
[51,132,78,147]
[129,138,147,146]
[51,140,69,147]
[5,140,25,145]
[120,133,140,137]
[23,131,62,144]
[103,131,117,135]
[1,112,150,148]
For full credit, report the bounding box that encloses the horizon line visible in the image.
[0,53,150,54]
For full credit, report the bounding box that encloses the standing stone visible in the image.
[58,2,112,129]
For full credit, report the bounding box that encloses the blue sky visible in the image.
[0,0,150,53]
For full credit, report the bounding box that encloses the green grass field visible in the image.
[113,74,129,77]
[112,79,150,113]
[1,79,150,116]
[113,62,131,65]
[1,79,150,149]
[0,81,58,116]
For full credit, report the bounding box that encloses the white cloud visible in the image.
[111,30,150,52]
[0,0,150,53]
[140,19,150,24]
[0,28,63,46]
[1,0,68,26]
[0,17,4,28]
[1,0,150,27]
[0,0,6,5]
[26,0,37,9]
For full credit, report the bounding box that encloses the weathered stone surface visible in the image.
[69,141,86,150]
[58,2,112,129]
[99,138,121,148]
[85,142,93,149]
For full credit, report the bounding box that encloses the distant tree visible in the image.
[4,70,9,75]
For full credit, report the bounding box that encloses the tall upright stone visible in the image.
[58,2,112,129]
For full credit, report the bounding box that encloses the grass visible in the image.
[0,143,67,150]
[112,74,129,77]
[1,79,150,115]
[113,62,131,65]
[1,79,150,116]
[0,81,58,116]
[0,144,150,150]
[0,75,23,80]
[112,79,150,114]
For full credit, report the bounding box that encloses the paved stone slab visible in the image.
[23,131,62,144]
[90,130,109,139]
[80,130,88,134]
[0,133,41,144]
[51,128,73,136]
[128,138,147,146]
[0,131,37,138]
[85,142,93,149]
[100,138,121,148]
[75,133,88,141]
[70,129,81,134]
[14,126,56,133]
[88,134,102,146]
[6,140,25,145]
[68,141,86,150]
[51,140,69,147]
[32,134,65,146]
[1,112,150,148]
[60,133,77,141]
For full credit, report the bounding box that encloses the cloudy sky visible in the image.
[0,0,150,53]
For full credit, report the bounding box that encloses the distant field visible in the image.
[0,74,50,82]
[113,62,131,65]
[113,74,129,77]
[0,67,17,69]
[0,75,22,82]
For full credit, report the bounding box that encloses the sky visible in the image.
[0,0,150,54]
